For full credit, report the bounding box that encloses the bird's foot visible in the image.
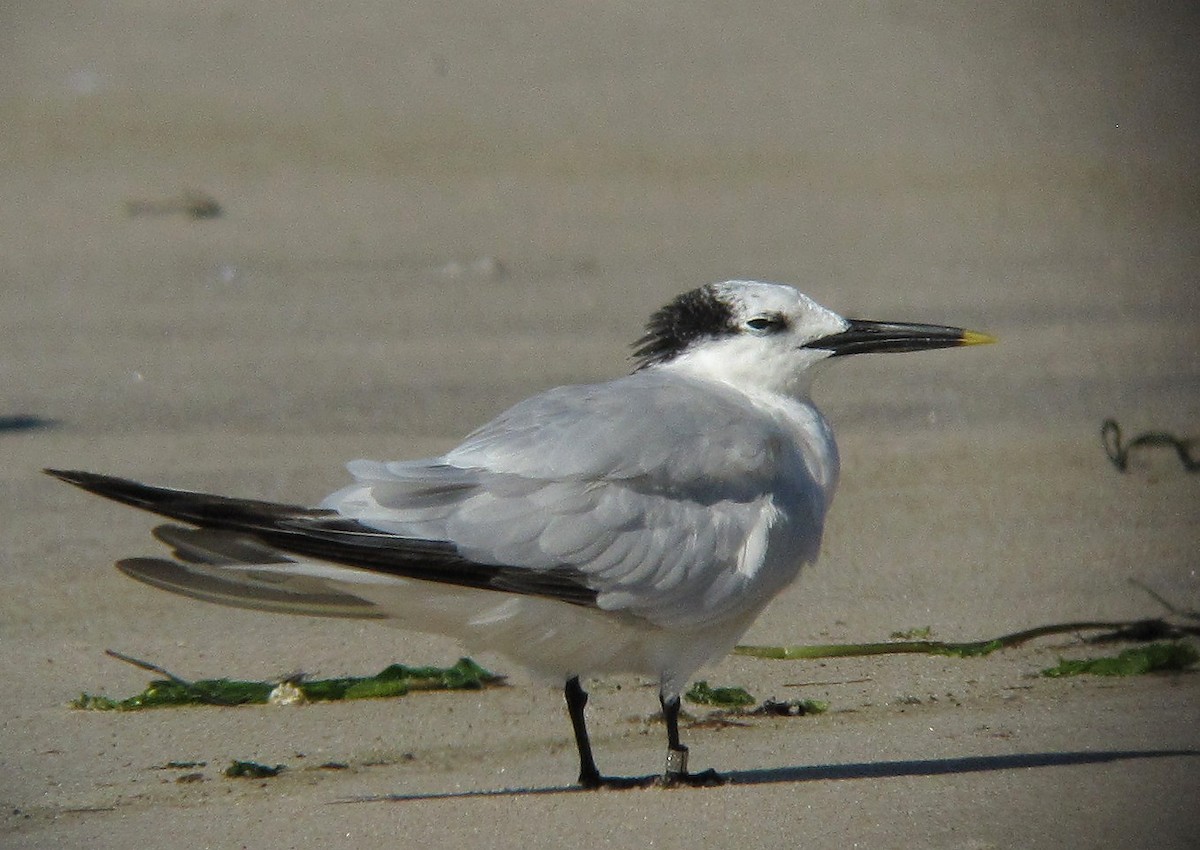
[579,772,660,790]
[577,770,725,790]
[576,748,725,790]
[658,746,726,788]
[659,767,727,788]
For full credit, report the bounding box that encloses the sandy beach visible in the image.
[3,3,1198,847]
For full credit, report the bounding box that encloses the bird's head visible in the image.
[632,281,994,397]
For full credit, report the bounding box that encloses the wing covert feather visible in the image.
[444,372,786,498]
[327,371,828,627]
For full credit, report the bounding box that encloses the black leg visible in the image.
[660,692,689,779]
[564,678,724,789]
[565,677,602,788]
[660,691,726,787]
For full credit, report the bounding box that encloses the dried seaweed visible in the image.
[73,653,502,711]
[685,681,755,708]
[224,761,284,778]
[1041,642,1198,677]
[1102,419,1198,472]
[685,681,827,717]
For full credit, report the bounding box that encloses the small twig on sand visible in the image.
[104,649,193,686]
[1129,579,1200,623]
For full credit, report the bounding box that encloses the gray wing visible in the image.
[327,372,826,628]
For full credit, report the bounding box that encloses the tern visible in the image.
[47,281,992,788]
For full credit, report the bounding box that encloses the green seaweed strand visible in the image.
[733,619,1190,661]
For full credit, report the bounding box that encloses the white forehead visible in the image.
[713,280,833,320]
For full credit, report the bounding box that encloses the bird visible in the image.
[46,280,993,789]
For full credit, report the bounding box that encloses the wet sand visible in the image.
[2,3,1198,848]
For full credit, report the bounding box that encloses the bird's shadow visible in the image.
[339,748,1198,802]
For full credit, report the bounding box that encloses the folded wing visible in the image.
[48,370,824,633]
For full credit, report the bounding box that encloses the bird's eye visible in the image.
[745,315,785,333]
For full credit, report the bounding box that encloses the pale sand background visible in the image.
[2,3,1199,848]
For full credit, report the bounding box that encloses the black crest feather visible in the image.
[631,285,737,370]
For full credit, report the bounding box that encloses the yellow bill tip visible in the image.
[961,330,997,346]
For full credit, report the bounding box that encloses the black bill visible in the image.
[807,319,995,357]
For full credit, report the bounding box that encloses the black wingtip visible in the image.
[44,467,323,529]
[43,468,202,517]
